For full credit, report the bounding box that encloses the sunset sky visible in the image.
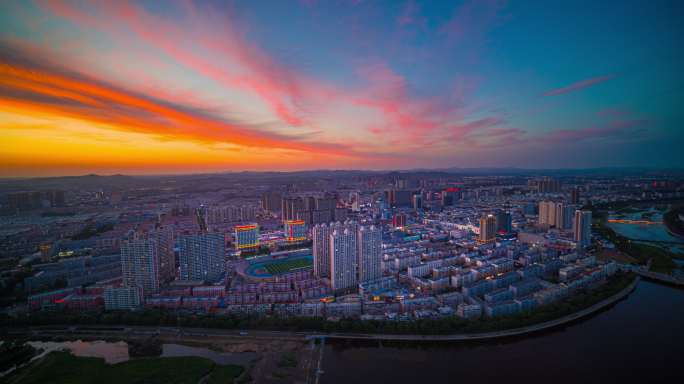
[1,0,682,177]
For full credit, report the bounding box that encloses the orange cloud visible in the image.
[0,47,357,157]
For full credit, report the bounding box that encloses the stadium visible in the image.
[238,252,313,282]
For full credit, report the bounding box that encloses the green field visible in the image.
[6,352,243,384]
[264,258,312,275]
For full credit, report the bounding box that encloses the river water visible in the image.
[321,280,684,383]
[607,207,684,244]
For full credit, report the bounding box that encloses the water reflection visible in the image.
[322,281,684,383]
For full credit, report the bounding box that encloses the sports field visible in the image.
[244,255,313,278]
[264,257,312,274]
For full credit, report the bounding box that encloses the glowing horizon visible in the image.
[1,0,682,177]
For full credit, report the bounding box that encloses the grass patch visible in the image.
[272,371,289,379]
[206,364,244,384]
[6,352,242,384]
[650,253,677,274]
[264,258,312,275]
[596,250,637,264]
[277,352,298,368]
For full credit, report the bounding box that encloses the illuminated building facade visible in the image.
[479,214,496,243]
[284,220,307,242]
[234,223,260,251]
[392,213,407,228]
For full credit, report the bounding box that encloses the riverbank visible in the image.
[664,207,684,240]
[319,275,641,341]
[596,219,681,273]
[2,275,640,344]
[320,280,684,384]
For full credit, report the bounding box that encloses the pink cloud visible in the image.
[41,0,311,127]
[543,75,615,97]
[34,1,500,157]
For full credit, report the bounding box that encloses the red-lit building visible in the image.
[284,220,307,242]
[392,213,407,228]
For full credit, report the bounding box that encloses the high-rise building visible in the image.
[570,187,580,204]
[412,194,423,210]
[155,227,176,283]
[284,220,307,242]
[179,233,226,282]
[538,201,554,227]
[234,224,259,251]
[495,211,512,233]
[306,209,329,225]
[121,238,159,296]
[479,214,496,243]
[573,210,592,248]
[442,187,461,206]
[330,226,358,291]
[4,190,66,212]
[537,177,562,194]
[357,225,382,283]
[281,197,305,221]
[313,223,337,278]
[562,205,576,230]
[539,201,567,229]
[261,191,282,213]
[553,203,565,229]
[388,190,412,208]
[316,195,336,211]
[282,195,339,224]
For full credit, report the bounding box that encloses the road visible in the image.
[635,268,684,287]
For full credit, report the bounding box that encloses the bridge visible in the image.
[607,219,662,225]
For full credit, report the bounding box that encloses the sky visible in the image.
[0,0,682,177]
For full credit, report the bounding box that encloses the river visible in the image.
[321,280,684,383]
[607,206,684,245]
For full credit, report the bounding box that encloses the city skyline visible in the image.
[1,0,683,177]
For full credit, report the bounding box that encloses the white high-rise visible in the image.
[539,201,567,229]
[121,238,159,296]
[179,233,226,283]
[357,225,382,283]
[573,210,592,248]
[330,226,358,291]
[312,223,333,278]
[155,227,176,283]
